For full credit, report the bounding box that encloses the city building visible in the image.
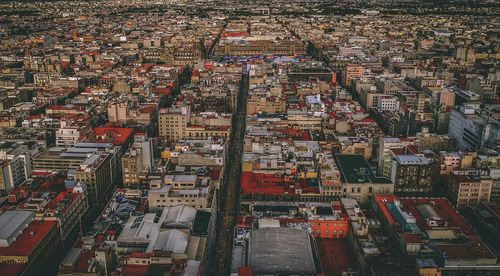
[389,148,433,195]
[372,195,498,275]
[343,64,365,87]
[55,127,81,148]
[74,153,112,214]
[449,106,499,151]
[0,211,63,276]
[158,107,190,141]
[448,173,492,208]
[377,137,416,178]
[148,175,212,212]
[335,154,393,206]
[121,133,155,187]
[241,227,320,275]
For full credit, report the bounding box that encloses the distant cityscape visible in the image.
[0,0,499,276]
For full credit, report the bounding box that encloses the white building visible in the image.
[56,126,81,147]
[377,96,399,111]
[448,106,499,151]
[0,143,36,194]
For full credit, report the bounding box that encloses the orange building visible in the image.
[309,201,349,238]
[343,64,364,87]
[310,218,349,238]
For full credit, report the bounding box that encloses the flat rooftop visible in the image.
[0,211,35,247]
[317,238,352,276]
[374,195,497,262]
[0,220,56,257]
[248,227,316,275]
[335,154,374,184]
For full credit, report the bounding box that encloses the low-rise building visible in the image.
[335,154,393,206]
[148,175,211,212]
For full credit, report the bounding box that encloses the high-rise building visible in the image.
[107,102,127,124]
[449,106,499,151]
[389,149,433,195]
[0,158,26,195]
[377,137,415,178]
[74,154,112,214]
[0,143,35,195]
[121,133,155,187]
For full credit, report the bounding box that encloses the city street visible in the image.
[207,71,248,276]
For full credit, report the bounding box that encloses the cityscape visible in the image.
[0,0,499,275]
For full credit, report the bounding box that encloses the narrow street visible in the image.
[206,70,248,276]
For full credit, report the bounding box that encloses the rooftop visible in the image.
[240,171,320,195]
[0,219,56,257]
[160,204,197,229]
[87,126,134,145]
[248,227,316,275]
[374,195,497,262]
[335,154,375,184]
[0,211,35,247]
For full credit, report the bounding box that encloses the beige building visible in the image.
[448,173,492,208]
[148,175,211,212]
[215,40,306,56]
[121,155,140,186]
[246,96,286,115]
[359,90,384,110]
[337,137,373,160]
[185,125,230,139]
[336,154,394,206]
[343,180,394,206]
[158,107,190,142]
[377,137,415,178]
[107,102,127,124]
[287,113,323,131]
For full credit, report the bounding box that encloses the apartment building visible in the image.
[246,96,286,115]
[448,173,492,208]
[158,107,190,141]
[121,133,154,187]
[148,175,211,212]
[74,154,112,214]
[377,137,415,178]
[343,64,364,87]
[390,152,432,195]
[55,127,81,147]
